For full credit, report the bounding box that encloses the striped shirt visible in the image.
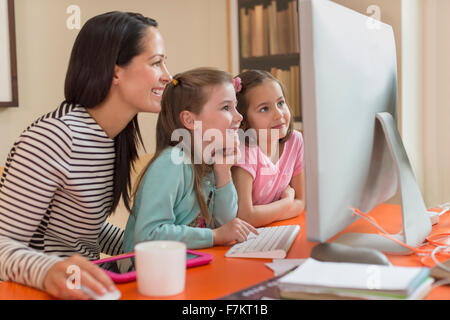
[0,103,124,290]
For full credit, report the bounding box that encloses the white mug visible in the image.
[134,240,186,297]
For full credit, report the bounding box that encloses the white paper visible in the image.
[278,258,427,292]
[265,258,306,276]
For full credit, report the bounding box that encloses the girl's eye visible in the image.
[222,105,230,111]
[277,101,285,107]
[152,60,162,67]
[260,106,269,113]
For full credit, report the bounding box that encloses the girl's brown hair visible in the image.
[133,67,233,222]
[235,70,294,144]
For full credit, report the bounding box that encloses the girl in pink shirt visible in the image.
[232,70,305,227]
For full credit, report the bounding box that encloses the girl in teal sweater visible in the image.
[124,68,257,251]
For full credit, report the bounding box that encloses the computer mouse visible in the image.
[310,242,391,266]
[80,286,122,300]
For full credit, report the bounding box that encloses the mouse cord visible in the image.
[432,278,450,290]
[351,208,429,255]
[431,246,450,273]
[352,208,450,290]
[350,207,391,235]
[351,208,450,257]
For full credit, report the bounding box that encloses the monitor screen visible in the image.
[299,0,431,251]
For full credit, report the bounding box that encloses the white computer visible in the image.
[299,0,431,254]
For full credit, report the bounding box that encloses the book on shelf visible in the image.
[263,4,270,56]
[267,0,278,55]
[277,258,434,300]
[239,0,300,58]
[270,66,301,120]
[291,0,300,53]
[250,5,264,57]
[287,1,295,53]
[240,7,250,58]
[276,7,289,54]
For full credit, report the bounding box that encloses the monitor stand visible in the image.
[332,112,432,255]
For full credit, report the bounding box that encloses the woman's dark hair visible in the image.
[64,11,158,215]
[235,70,294,145]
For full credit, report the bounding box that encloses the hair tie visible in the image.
[232,77,242,93]
[172,79,179,86]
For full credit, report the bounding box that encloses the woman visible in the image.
[0,11,171,299]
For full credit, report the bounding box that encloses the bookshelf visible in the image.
[237,0,302,123]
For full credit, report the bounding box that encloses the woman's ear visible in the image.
[112,65,122,85]
[179,110,196,131]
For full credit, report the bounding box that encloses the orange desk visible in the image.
[0,204,449,300]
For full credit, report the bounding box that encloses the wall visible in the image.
[0,0,229,163]
[401,0,424,192]
[422,0,450,206]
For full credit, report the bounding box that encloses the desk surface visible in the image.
[0,204,449,300]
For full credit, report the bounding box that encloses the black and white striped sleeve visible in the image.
[99,221,124,256]
[0,236,63,290]
[0,118,72,290]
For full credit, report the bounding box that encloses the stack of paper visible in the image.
[278,258,433,300]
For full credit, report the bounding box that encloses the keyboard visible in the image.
[225,225,300,259]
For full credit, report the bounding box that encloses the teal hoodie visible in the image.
[123,147,238,252]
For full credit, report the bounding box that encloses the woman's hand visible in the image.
[212,218,258,245]
[43,254,117,300]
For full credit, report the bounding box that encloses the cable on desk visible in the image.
[351,207,450,272]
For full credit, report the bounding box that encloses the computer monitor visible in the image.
[299,0,431,253]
